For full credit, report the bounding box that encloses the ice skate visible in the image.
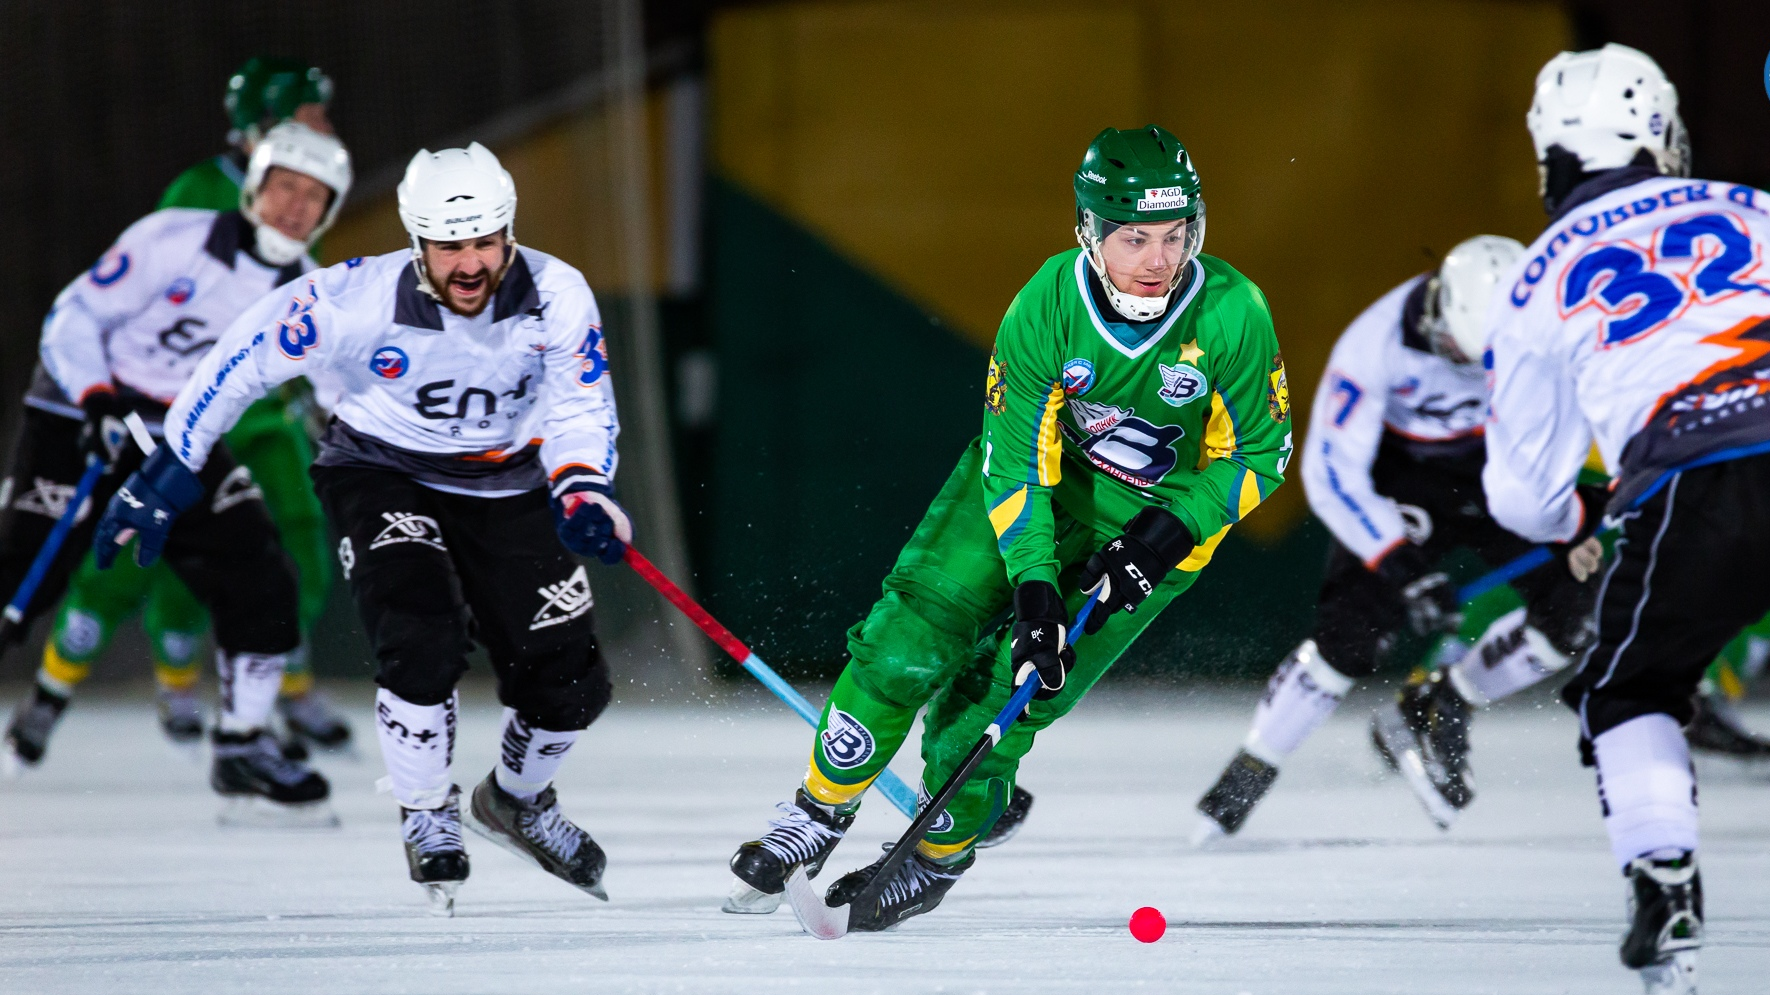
[1684,692,1770,761]
[464,772,607,900]
[724,788,854,913]
[210,729,337,827]
[976,785,1034,849]
[1621,852,1702,994]
[1193,749,1280,843]
[825,843,973,932]
[278,690,355,753]
[156,688,204,741]
[402,785,470,917]
[1370,668,1472,828]
[3,682,71,775]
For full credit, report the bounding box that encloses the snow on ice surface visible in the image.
[1,682,1767,995]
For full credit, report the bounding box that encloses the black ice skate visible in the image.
[403,785,471,917]
[1370,668,1472,828]
[464,772,608,900]
[825,843,974,932]
[156,688,204,744]
[278,691,354,752]
[976,785,1035,849]
[3,681,70,774]
[1621,852,1702,994]
[724,788,855,913]
[1684,692,1770,760]
[210,728,337,827]
[1192,749,1280,843]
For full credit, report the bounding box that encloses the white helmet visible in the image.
[1527,43,1688,178]
[397,142,517,248]
[240,121,353,265]
[1423,234,1525,365]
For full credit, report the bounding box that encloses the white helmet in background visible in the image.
[1527,43,1688,179]
[240,121,353,265]
[1423,235,1525,365]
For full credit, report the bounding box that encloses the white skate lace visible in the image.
[403,805,464,855]
[875,846,962,907]
[518,801,585,862]
[756,801,842,865]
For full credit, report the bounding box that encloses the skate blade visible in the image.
[1,747,28,781]
[463,803,609,901]
[422,881,460,918]
[1372,707,1458,830]
[1639,950,1698,994]
[216,796,340,828]
[1188,815,1228,848]
[785,865,849,939]
[722,877,784,914]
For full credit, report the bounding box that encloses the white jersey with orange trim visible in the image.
[163,246,620,498]
[1301,275,1488,564]
[1484,174,1770,543]
[39,209,309,408]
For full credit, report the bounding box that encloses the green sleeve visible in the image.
[1166,282,1291,546]
[159,159,241,212]
[979,278,1065,589]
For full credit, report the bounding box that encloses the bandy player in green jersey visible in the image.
[724,125,1292,931]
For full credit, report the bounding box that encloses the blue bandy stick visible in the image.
[0,458,105,642]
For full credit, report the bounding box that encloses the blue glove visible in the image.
[93,447,205,569]
[552,479,632,565]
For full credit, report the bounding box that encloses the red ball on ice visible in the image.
[1128,906,1166,942]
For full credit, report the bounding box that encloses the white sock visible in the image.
[1594,713,1699,870]
[215,650,288,732]
[1445,608,1571,707]
[1244,639,1356,764]
[495,708,578,802]
[375,688,457,810]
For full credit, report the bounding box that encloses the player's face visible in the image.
[254,166,332,244]
[1100,219,1188,297]
[422,233,510,317]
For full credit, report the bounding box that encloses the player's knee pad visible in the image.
[507,645,612,731]
[374,612,472,707]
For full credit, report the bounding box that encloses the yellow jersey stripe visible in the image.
[1036,381,1065,486]
[1202,390,1237,463]
[1236,467,1263,520]
[988,485,1029,539]
[1178,523,1232,572]
[804,749,878,806]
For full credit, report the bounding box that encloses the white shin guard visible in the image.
[376,689,458,810]
[1594,713,1699,870]
[215,650,288,733]
[1446,607,1570,707]
[1244,639,1356,764]
[494,708,579,802]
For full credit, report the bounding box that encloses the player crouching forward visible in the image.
[1193,237,1602,839]
[726,126,1291,930]
[94,143,630,916]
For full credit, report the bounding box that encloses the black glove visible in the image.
[1375,542,1461,636]
[1010,580,1074,702]
[78,389,129,469]
[1075,506,1195,634]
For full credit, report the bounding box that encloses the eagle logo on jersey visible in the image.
[1268,353,1290,423]
[370,347,409,379]
[985,351,1009,414]
[1062,358,1096,397]
[1157,363,1206,406]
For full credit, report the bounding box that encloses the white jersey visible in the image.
[39,209,309,410]
[1301,275,1488,564]
[164,247,620,497]
[1484,173,1770,542]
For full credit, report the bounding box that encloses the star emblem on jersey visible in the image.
[530,565,593,630]
[369,511,446,551]
[1157,362,1206,406]
[1178,339,1204,364]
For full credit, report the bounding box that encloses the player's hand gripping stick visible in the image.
[786,590,1102,940]
[0,459,105,646]
[621,546,921,819]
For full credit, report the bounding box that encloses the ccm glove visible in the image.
[93,447,204,569]
[78,390,130,470]
[552,478,633,565]
[1375,542,1461,636]
[1075,506,1195,634]
[1010,580,1074,702]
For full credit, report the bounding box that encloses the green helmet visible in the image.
[1073,126,1206,321]
[225,57,333,146]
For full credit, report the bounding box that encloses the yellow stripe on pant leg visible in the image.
[39,646,91,689]
[804,749,880,808]
[915,836,977,861]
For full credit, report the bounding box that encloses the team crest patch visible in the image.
[1268,352,1290,423]
[165,277,195,305]
[1157,362,1206,406]
[370,346,409,379]
[1061,358,1095,397]
[531,565,593,630]
[917,783,954,834]
[820,708,875,770]
[984,351,1008,414]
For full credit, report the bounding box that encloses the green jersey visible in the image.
[982,249,1291,588]
[159,154,247,212]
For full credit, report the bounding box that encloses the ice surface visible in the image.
[1,682,1766,994]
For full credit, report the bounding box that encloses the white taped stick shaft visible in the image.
[124,412,157,455]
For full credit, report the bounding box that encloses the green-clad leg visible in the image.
[39,554,158,692]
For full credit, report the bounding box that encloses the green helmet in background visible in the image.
[225,57,334,148]
[1074,125,1206,320]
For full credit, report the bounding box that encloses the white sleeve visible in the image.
[1481,303,1590,543]
[163,275,330,471]
[537,276,622,496]
[39,218,168,403]
[1301,317,1409,566]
